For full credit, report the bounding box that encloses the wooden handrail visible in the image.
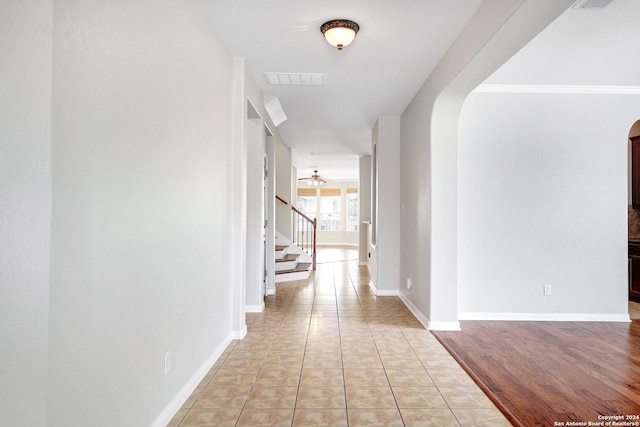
[292,205,314,225]
[288,200,317,270]
[275,195,288,205]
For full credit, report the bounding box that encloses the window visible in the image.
[320,188,341,231]
[296,188,317,219]
[347,188,358,231]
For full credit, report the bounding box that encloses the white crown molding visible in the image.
[474,84,640,95]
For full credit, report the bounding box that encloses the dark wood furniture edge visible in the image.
[431,330,525,427]
[631,137,640,210]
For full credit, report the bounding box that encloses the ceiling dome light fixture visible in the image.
[320,19,359,50]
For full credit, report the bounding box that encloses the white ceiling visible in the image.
[484,0,640,87]
[202,0,640,182]
[202,0,483,181]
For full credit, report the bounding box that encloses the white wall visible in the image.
[370,118,401,295]
[275,137,292,239]
[243,73,283,304]
[265,135,276,295]
[244,111,265,312]
[459,92,637,320]
[399,0,572,330]
[0,1,52,426]
[359,155,372,264]
[228,58,248,339]
[49,1,238,426]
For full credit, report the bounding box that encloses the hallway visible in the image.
[169,249,509,426]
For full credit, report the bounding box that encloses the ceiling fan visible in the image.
[298,170,327,186]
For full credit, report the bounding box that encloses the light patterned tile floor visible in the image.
[169,248,510,427]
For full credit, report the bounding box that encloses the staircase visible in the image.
[275,234,313,283]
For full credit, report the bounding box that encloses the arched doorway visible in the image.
[626,119,640,319]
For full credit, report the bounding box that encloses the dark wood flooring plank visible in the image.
[433,320,640,426]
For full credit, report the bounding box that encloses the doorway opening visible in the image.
[626,119,640,317]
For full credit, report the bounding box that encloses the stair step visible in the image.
[276,262,312,274]
[274,269,311,283]
[275,245,288,251]
[276,254,299,263]
[295,262,312,271]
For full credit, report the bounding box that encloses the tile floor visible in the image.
[168,250,510,426]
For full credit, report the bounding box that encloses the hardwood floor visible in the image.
[433,314,640,426]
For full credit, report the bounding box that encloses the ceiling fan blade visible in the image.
[298,170,328,183]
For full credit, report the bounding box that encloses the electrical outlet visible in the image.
[164,351,171,374]
[406,277,412,290]
[544,285,552,296]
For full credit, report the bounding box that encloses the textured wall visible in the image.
[0,1,52,426]
[399,0,572,328]
[459,92,637,318]
[49,1,236,425]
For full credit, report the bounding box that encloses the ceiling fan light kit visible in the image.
[321,19,359,50]
[300,170,327,186]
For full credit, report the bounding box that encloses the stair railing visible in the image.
[276,196,316,270]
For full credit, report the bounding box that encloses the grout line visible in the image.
[177,250,501,426]
[333,263,350,426]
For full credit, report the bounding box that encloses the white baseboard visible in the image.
[231,324,247,340]
[427,321,462,331]
[368,280,377,295]
[358,262,368,266]
[368,280,399,296]
[265,288,276,296]
[398,293,429,330]
[245,303,265,313]
[377,289,400,296]
[459,312,632,322]
[151,332,234,427]
[398,293,461,331]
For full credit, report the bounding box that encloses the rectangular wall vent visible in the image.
[264,73,324,86]
[573,0,614,9]
[264,96,287,127]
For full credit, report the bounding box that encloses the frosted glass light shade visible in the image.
[324,27,356,49]
[321,19,359,50]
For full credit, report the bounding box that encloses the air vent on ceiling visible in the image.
[573,0,614,9]
[264,73,324,86]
